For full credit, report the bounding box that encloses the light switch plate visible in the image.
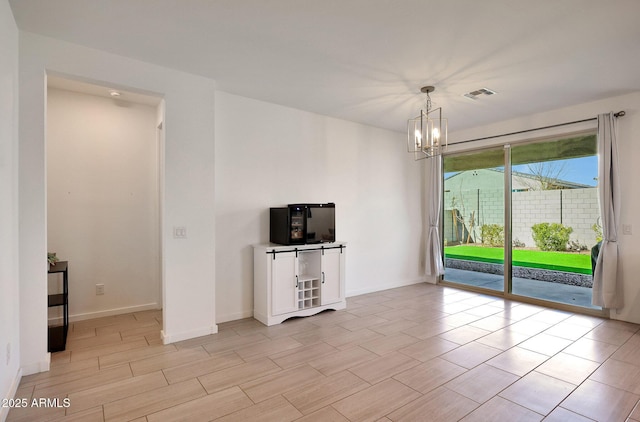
[173,226,187,238]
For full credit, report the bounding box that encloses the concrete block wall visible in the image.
[444,188,599,248]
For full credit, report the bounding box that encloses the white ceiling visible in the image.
[9,0,640,133]
[47,75,162,106]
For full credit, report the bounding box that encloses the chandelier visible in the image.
[407,86,447,160]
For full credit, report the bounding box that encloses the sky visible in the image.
[445,156,599,187]
[512,156,598,187]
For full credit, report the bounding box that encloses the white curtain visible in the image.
[592,112,621,309]
[425,155,445,277]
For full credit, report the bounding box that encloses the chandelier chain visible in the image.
[424,91,432,113]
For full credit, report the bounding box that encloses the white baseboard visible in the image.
[48,303,161,324]
[216,280,428,325]
[1,367,23,422]
[20,352,50,376]
[216,309,254,324]
[161,324,218,344]
[346,278,426,298]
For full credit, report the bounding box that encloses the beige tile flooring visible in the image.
[9,283,640,422]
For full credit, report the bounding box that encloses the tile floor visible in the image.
[8,283,640,422]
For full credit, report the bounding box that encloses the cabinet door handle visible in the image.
[296,275,299,288]
[322,271,325,284]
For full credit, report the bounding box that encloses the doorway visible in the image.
[46,76,164,323]
[442,133,602,311]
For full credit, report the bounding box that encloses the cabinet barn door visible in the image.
[321,248,343,305]
[271,251,298,315]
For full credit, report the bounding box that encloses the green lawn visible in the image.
[444,245,592,275]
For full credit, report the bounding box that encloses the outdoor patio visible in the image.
[444,267,599,310]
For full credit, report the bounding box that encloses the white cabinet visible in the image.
[320,247,343,306]
[253,242,346,326]
[271,251,298,316]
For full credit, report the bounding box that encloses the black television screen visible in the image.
[305,203,335,243]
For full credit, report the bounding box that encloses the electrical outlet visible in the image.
[623,224,633,235]
[96,284,105,295]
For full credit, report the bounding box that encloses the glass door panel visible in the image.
[510,135,600,309]
[443,147,505,292]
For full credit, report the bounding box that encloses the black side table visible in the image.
[48,261,69,352]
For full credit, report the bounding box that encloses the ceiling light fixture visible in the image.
[407,86,447,160]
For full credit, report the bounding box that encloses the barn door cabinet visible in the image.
[253,242,346,326]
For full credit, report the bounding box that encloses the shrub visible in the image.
[481,224,504,247]
[531,223,573,251]
[592,223,603,243]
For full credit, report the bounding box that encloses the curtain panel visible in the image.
[592,112,621,309]
[425,155,445,277]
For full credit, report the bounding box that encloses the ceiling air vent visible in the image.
[463,87,497,100]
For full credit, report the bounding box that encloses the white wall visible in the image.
[0,0,21,418]
[443,91,640,323]
[215,91,424,322]
[19,32,216,374]
[47,88,160,320]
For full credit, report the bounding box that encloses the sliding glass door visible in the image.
[442,134,601,310]
[443,147,505,292]
[510,135,600,308]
